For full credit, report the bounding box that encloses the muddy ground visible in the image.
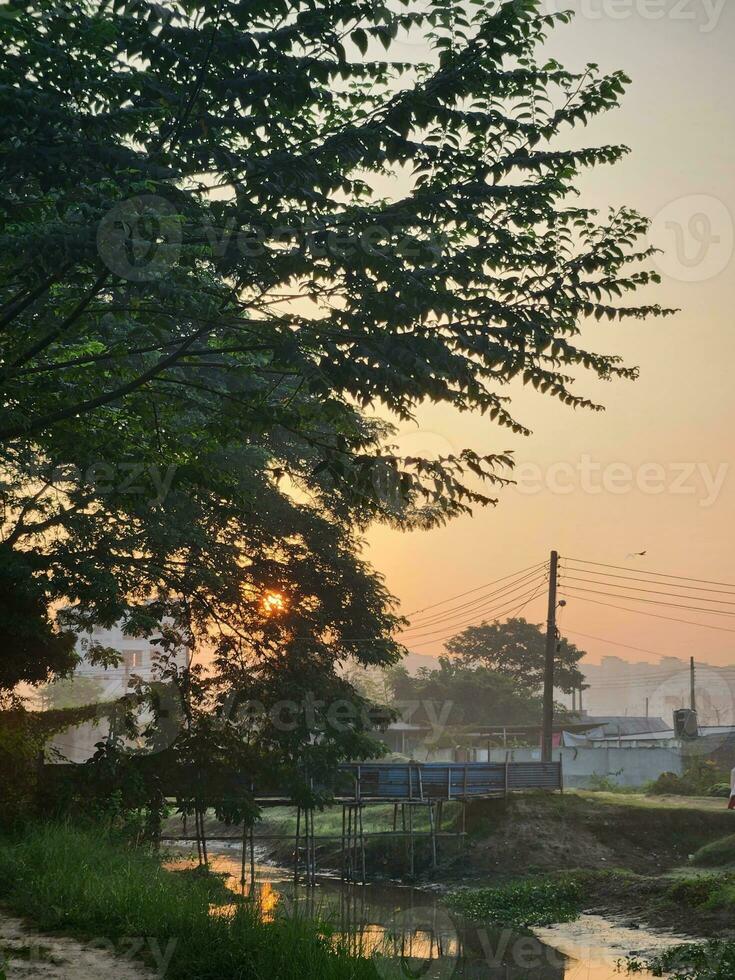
[0,913,154,980]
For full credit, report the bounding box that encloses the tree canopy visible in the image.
[446,616,585,694]
[0,0,669,777]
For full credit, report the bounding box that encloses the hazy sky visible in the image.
[366,1,735,667]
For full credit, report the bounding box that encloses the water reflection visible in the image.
[170,850,661,979]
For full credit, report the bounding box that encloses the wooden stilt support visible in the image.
[408,803,415,877]
[249,821,255,889]
[358,805,366,884]
[340,805,347,881]
[294,806,301,884]
[240,820,253,898]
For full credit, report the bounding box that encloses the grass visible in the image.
[446,875,584,930]
[662,872,735,912]
[633,942,735,979]
[691,835,735,868]
[0,823,378,979]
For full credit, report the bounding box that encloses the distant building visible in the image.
[47,620,186,763]
[557,655,735,726]
[72,621,182,701]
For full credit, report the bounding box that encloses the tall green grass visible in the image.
[0,824,377,979]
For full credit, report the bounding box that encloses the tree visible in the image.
[0,0,669,781]
[389,657,546,729]
[445,617,585,694]
[0,546,77,695]
[38,675,105,710]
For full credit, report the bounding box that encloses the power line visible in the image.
[401,560,547,619]
[563,591,735,634]
[564,629,691,660]
[403,566,547,629]
[562,564,735,598]
[564,557,735,590]
[401,569,548,632]
[561,584,735,617]
[407,584,547,648]
[400,582,547,641]
[560,575,735,608]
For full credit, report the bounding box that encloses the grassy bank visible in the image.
[447,866,735,940]
[0,824,377,979]
[447,875,585,930]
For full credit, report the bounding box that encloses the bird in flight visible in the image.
[625,550,647,559]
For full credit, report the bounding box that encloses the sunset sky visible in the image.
[367,2,735,667]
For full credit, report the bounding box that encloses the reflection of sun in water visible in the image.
[262,591,286,615]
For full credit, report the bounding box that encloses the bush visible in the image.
[691,836,735,868]
[707,783,731,799]
[649,760,727,798]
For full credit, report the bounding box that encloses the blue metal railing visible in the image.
[337,760,562,800]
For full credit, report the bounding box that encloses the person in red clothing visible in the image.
[729,766,735,810]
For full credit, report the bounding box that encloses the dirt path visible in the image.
[0,913,154,980]
[573,791,733,813]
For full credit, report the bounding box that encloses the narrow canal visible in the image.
[170,845,687,978]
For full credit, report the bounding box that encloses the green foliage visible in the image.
[0,0,670,640]
[0,0,670,802]
[389,656,548,729]
[0,546,77,692]
[649,760,727,798]
[691,835,735,870]
[707,783,731,799]
[0,823,378,979]
[447,875,583,929]
[640,942,735,980]
[0,705,104,827]
[446,617,585,694]
[37,675,105,709]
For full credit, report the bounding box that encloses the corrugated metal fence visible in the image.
[337,760,562,801]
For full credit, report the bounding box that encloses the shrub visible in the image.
[691,835,735,868]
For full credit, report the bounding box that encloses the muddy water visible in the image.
[171,846,686,978]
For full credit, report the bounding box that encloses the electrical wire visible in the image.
[401,569,548,632]
[561,584,735,617]
[400,582,547,641]
[563,628,713,661]
[560,576,735,608]
[563,557,735,590]
[563,591,735,634]
[403,566,548,630]
[401,560,548,619]
[407,582,548,648]
[562,564,735,598]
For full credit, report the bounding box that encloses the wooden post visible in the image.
[690,657,696,713]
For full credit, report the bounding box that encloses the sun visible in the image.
[262,591,286,615]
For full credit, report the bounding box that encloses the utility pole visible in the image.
[690,657,696,713]
[542,550,559,762]
[645,696,649,719]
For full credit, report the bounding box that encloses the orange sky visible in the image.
[366,3,735,667]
